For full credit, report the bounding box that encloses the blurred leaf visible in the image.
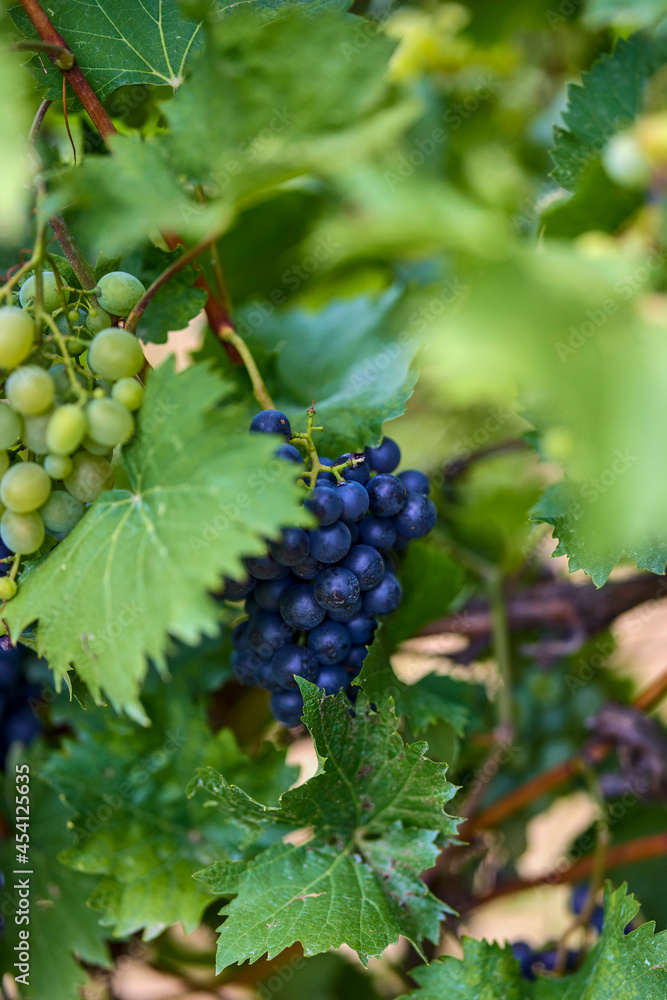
[584,0,667,29]
[383,542,465,649]
[551,34,667,191]
[0,41,32,239]
[133,246,207,344]
[542,159,643,238]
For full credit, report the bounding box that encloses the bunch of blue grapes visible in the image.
[0,630,41,769]
[221,409,436,726]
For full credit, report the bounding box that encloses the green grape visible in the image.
[68,338,89,357]
[87,328,144,381]
[0,451,9,478]
[64,451,114,503]
[0,461,51,513]
[22,412,52,455]
[40,489,84,534]
[96,271,145,317]
[6,365,56,415]
[46,404,87,456]
[82,437,112,456]
[0,306,35,370]
[44,454,72,480]
[1,509,45,554]
[86,307,111,333]
[19,272,67,313]
[0,576,17,601]
[86,398,134,448]
[111,377,144,411]
[0,404,22,449]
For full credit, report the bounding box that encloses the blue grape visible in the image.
[345,612,377,645]
[250,409,291,439]
[358,514,396,551]
[367,474,407,517]
[348,522,359,544]
[340,544,384,591]
[255,659,285,691]
[244,553,290,580]
[220,575,256,600]
[335,480,369,522]
[308,621,351,665]
[591,906,604,934]
[393,491,437,538]
[269,526,310,567]
[305,487,343,525]
[271,689,304,726]
[232,619,250,647]
[244,595,260,617]
[363,572,402,614]
[5,706,41,745]
[313,566,360,612]
[0,649,21,690]
[279,584,326,629]
[334,452,370,485]
[327,595,363,622]
[365,437,401,473]
[232,645,265,685]
[275,443,302,463]
[316,665,349,695]
[570,884,588,916]
[309,521,351,563]
[271,644,319,688]
[254,575,295,613]
[398,469,430,496]
[247,612,294,657]
[292,554,327,579]
[345,644,368,675]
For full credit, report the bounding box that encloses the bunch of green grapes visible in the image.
[0,269,147,603]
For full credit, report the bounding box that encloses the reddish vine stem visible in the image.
[18,0,117,140]
[466,833,667,911]
[47,213,99,308]
[19,0,241,365]
[463,665,667,836]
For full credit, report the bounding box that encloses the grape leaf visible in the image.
[551,35,667,191]
[132,245,207,344]
[382,542,465,650]
[397,884,667,999]
[232,289,420,456]
[162,8,396,196]
[190,683,459,970]
[40,679,296,940]
[0,754,111,1000]
[3,359,309,718]
[8,0,226,101]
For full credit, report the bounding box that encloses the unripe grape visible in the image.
[22,412,52,455]
[68,338,89,357]
[86,307,111,333]
[0,451,9,478]
[1,461,51,513]
[111,377,144,411]
[46,405,87,456]
[96,271,145,317]
[67,309,80,323]
[44,454,73,480]
[6,366,56,415]
[19,271,67,313]
[87,328,144,380]
[82,437,112,456]
[1,509,45,554]
[40,489,84,534]
[64,451,114,503]
[0,576,17,601]
[0,307,35,370]
[0,405,22,449]
[86,398,134,448]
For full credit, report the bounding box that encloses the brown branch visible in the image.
[467,833,667,911]
[18,0,117,140]
[463,665,667,837]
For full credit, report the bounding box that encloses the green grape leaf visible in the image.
[584,0,667,30]
[190,683,459,970]
[0,755,111,1000]
[232,289,419,456]
[531,480,667,589]
[551,34,667,191]
[397,884,667,1000]
[133,246,207,344]
[357,633,474,738]
[4,359,309,718]
[382,542,465,650]
[9,0,225,102]
[162,8,396,196]
[40,680,296,939]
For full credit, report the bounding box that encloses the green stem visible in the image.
[12,39,74,69]
[488,570,513,740]
[41,312,87,402]
[28,98,53,144]
[218,326,275,410]
[290,406,363,489]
